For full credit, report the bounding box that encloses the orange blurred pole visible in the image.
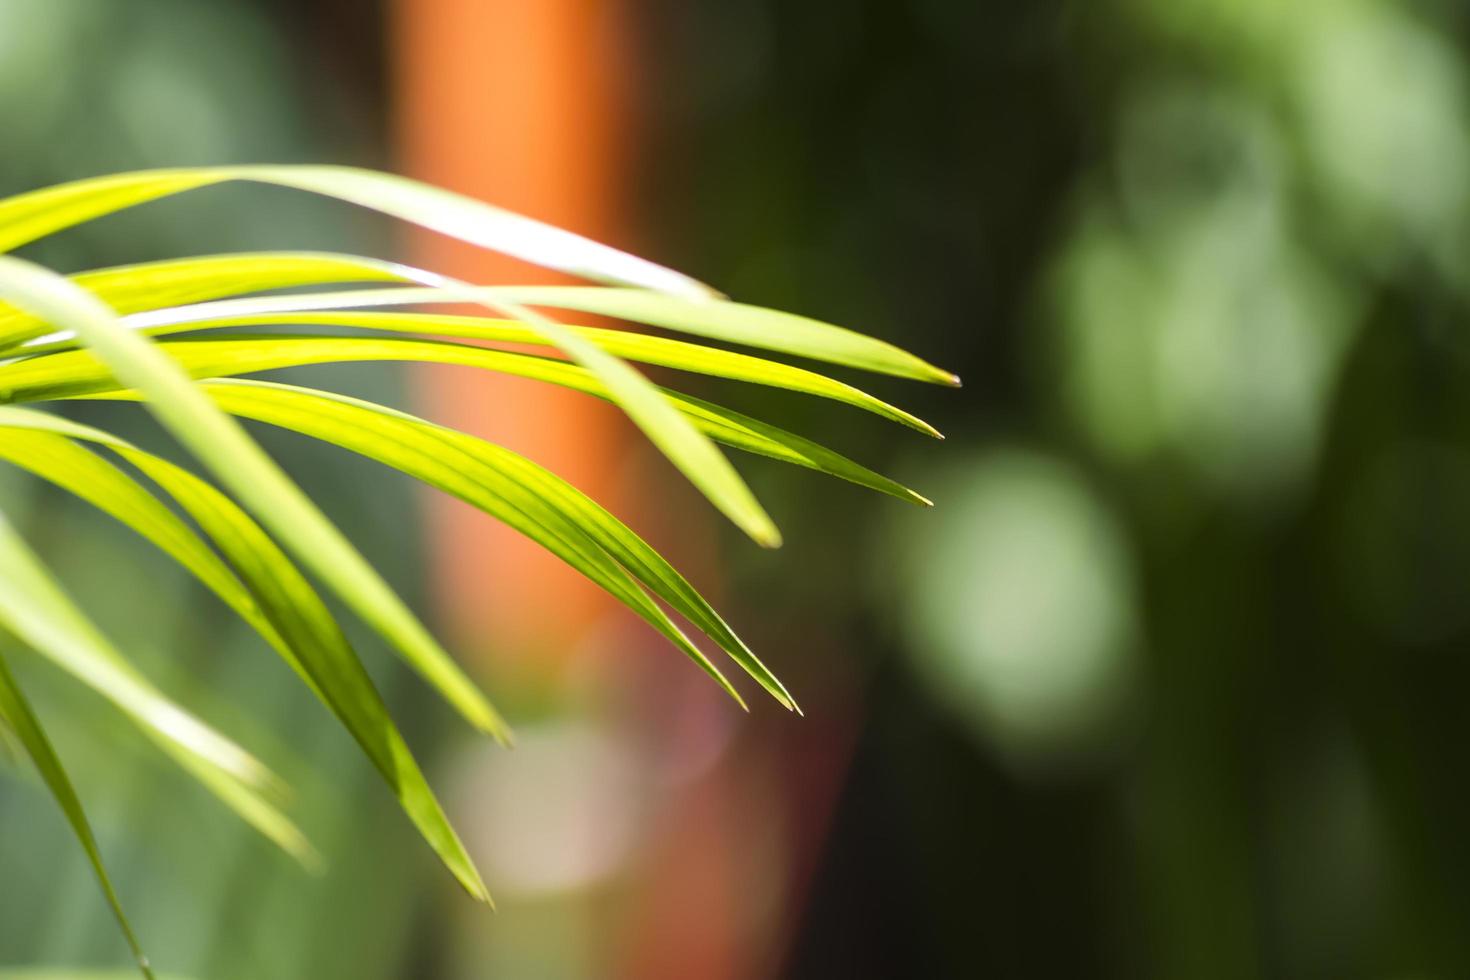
[391,0,630,668]
[391,6,765,978]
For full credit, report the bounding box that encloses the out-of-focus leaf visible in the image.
[0,652,154,979]
[0,506,307,860]
[0,506,266,785]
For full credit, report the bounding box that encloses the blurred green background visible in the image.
[6,0,1470,977]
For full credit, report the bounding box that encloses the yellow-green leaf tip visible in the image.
[749,518,783,549]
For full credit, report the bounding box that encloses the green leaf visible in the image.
[0,651,154,979]
[165,748,316,867]
[489,297,783,546]
[421,414,799,712]
[0,253,414,350]
[0,504,268,786]
[0,409,488,899]
[130,380,792,710]
[3,334,931,506]
[486,286,961,386]
[0,170,782,546]
[0,427,271,629]
[0,505,306,860]
[26,309,941,438]
[0,169,712,298]
[0,171,221,255]
[0,254,512,743]
[101,283,958,386]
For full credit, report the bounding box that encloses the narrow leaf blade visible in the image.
[0,408,488,898]
[61,309,939,437]
[0,652,154,979]
[0,254,511,742]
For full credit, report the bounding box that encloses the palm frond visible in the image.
[1,336,934,505]
[0,254,512,741]
[0,502,310,862]
[0,405,485,898]
[22,306,939,436]
[0,252,414,349]
[0,166,953,974]
[0,652,154,979]
[0,168,781,544]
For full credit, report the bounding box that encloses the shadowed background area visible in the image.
[4,1,1470,978]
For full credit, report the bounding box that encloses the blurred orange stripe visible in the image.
[391,7,761,980]
[391,0,631,666]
